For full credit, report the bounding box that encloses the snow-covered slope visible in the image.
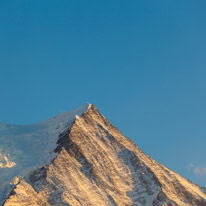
[1,104,206,205]
[0,103,90,205]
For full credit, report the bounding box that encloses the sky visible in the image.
[0,0,206,186]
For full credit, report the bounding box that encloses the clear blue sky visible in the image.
[1,0,206,186]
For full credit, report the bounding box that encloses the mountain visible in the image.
[1,104,206,206]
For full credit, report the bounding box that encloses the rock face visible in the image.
[2,105,206,206]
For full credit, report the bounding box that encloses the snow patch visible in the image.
[0,153,16,168]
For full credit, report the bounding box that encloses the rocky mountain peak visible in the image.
[2,104,206,206]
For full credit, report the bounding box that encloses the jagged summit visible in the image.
[1,104,206,206]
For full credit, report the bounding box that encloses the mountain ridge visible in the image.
[1,104,206,205]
